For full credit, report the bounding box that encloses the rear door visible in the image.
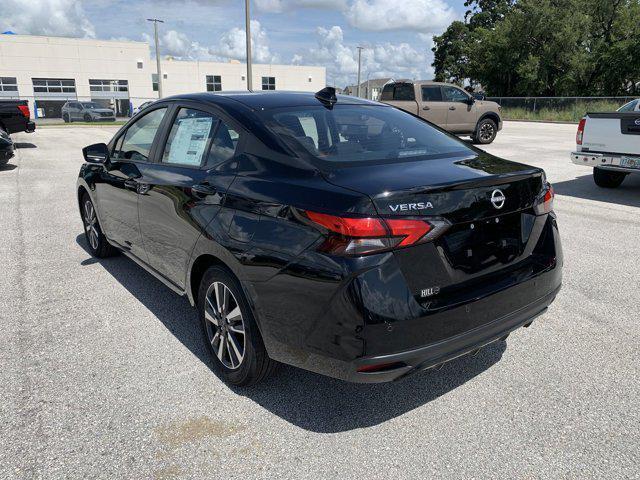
[418,85,448,126]
[442,85,476,133]
[137,104,241,288]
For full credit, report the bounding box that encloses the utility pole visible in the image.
[356,46,364,98]
[245,0,253,91]
[147,18,164,98]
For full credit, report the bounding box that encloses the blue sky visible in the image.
[3,0,469,87]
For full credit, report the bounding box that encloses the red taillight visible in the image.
[17,105,30,119]
[303,210,449,256]
[534,184,554,215]
[576,118,586,145]
[305,211,386,237]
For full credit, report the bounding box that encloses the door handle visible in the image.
[449,106,456,110]
[191,183,217,196]
[422,106,431,111]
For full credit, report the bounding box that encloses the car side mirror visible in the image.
[83,143,110,164]
[465,97,475,105]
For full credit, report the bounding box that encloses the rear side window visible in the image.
[261,104,470,166]
[393,84,415,101]
[162,108,218,167]
[206,121,241,167]
[443,86,469,103]
[422,86,443,102]
[113,107,167,162]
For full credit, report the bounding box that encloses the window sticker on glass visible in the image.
[166,117,214,166]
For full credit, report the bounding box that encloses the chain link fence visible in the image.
[486,96,637,123]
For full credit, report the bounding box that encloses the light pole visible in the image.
[147,18,164,98]
[356,46,364,98]
[245,0,253,91]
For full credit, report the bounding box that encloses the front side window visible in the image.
[422,86,443,102]
[206,75,222,92]
[261,76,276,90]
[443,86,470,103]
[113,108,167,162]
[260,104,470,166]
[162,108,218,167]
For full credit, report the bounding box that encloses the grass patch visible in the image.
[501,101,622,123]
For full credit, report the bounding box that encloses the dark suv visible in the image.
[77,89,562,386]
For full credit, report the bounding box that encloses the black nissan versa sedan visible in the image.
[76,88,562,386]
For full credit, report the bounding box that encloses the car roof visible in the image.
[160,90,384,111]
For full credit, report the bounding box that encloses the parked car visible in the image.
[617,99,640,112]
[133,100,155,115]
[571,108,640,187]
[0,128,14,166]
[77,89,562,386]
[380,81,502,144]
[0,100,36,135]
[62,101,115,123]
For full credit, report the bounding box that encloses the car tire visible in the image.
[593,167,627,188]
[80,192,117,258]
[198,266,276,386]
[63,113,70,123]
[83,114,92,123]
[472,118,498,144]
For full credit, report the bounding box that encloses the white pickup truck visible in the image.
[571,100,640,188]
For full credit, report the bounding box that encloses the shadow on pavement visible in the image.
[76,234,507,433]
[0,163,17,171]
[14,142,37,149]
[553,172,640,208]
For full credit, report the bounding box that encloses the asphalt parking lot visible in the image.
[1,122,638,479]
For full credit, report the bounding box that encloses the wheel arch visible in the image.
[475,112,501,132]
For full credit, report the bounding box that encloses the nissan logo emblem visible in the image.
[635,118,640,126]
[491,189,506,209]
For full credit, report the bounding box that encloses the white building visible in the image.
[0,34,325,119]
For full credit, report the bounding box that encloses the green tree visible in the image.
[433,0,640,96]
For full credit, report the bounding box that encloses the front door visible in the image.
[442,86,476,133]
[138,106,241,288]
[95,106,168,261]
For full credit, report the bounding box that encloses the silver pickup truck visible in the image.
[571,103,640,188]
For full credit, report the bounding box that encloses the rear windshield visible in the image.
[259,104,471,166]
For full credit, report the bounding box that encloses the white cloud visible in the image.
[345,0,456,33]
[216,20,278,63]
[254,0,344,13]
[0,0,95,38]
[293,25,431,88]
[145,21,278,64]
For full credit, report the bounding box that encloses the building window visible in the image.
[89,79,129,93]
[137,61,144,69]
[0,77,18,92]
[152,74,158,92]
[261,76,276,90]
[206,75,222,92]
[32,78,76,94]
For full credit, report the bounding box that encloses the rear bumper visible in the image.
[25,121,36,133]
[571,151,640,174]
[351,284,559,382]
